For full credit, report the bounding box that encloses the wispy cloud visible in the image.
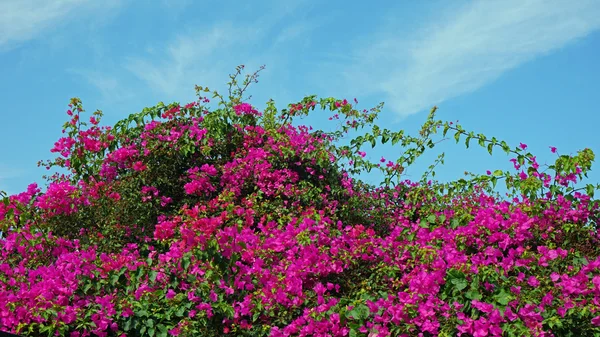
[122,0,315,103]
[160,0,192,11]
[0,165,22,196]
[274,21,320,45]
[67,68,135,104]
[124,24,256,101]
[337,0,600,119]
[0,0,123,51]
[0,166,20,180]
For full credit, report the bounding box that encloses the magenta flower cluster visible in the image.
[1,75,599,337]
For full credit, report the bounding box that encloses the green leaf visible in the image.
[182,256,191,271]
[454,131,461,143]
[156,324,168,337]
[451,278,468,291]
[149,270,158,282]
[443,124,450,136]
[586,184,595,198]
[349,304,370,320]
[495,289,511,305]
[465,289,482,300]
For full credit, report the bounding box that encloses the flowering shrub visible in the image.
[1,65,600,336]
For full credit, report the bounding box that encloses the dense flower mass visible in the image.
[1,67,599,337]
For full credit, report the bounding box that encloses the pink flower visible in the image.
[209,291,218,302]
[132,161,147,171]
[154,220,177,240]
[233,103,261,116]
[527,276,540,288]
[473,317,490,337]
[504,307,518,321]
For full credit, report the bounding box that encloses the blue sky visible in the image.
[1,0,599,196]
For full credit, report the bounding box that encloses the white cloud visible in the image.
[123,0,316,103]
[0,166,20,180]
[274,21,320,45]
[160,0,192,11]
[339,0,600,119]
[67,68,135,104]
[0,166,22,196]
[124,24,254,101]
[0,0,122,51]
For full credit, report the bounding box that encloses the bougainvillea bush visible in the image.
[1,66,600,337]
